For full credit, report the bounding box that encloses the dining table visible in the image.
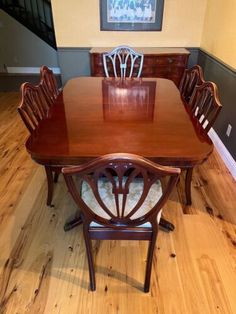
[26,76,213,231]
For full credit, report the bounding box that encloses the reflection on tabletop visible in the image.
[102,78,156,122]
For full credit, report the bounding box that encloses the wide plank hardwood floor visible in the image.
[0,92,236,314]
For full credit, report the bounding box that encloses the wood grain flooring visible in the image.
[0,92,236,314]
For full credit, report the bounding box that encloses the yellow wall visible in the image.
[51,0,207,48]
[201,0,236,69]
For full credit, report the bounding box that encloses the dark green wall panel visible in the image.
[57,48,91,85]
[198,50,236,160]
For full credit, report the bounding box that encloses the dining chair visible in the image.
[39,65,60,107]
[18,82,60,206]
[63,153,180,292]
[181,81,222,207]
[189,81,222,133]
[103,46,144,78]
[40,65,63,184]
[18,82,49,133]
[179,65,205,104]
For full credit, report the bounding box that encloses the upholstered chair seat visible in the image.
[81,178,163,228]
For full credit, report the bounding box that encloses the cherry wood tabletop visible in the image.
[26,77,213,167]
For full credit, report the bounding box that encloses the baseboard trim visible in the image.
[208,128,236,181]
[7,67,61,74]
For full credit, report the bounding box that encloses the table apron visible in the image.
[31,154,211,169]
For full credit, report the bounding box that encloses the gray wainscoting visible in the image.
[57,48,91,85]
[186,48,199,68]
[198,49,236,160]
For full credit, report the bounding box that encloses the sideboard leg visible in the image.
[45,166,54,207]
[185,167,193,205]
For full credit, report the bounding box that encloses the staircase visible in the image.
[0,0,57,49]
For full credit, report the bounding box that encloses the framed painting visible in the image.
[100,0,164,31]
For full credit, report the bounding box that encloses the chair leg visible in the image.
[144,231,157,293]
[45,166,54,207]
[185,167,193,205]
[83,226,96,291]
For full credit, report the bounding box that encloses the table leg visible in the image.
[185,167,193,205]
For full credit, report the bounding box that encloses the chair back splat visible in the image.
[103,46,144,78]
[63,153,180,292]
[179,65,205,103]
[18,82,49,133]
[189,81,222,133]
[39,65,60,106]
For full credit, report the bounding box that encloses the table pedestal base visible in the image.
[159,218,175,231]
[64,215,83,231]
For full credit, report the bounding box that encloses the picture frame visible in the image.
[100,0,164,31]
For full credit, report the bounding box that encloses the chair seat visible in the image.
[81,178,163,228]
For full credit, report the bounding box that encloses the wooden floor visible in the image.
[0,92,236,314]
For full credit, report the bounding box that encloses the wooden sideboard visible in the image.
[90,47,190,86]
